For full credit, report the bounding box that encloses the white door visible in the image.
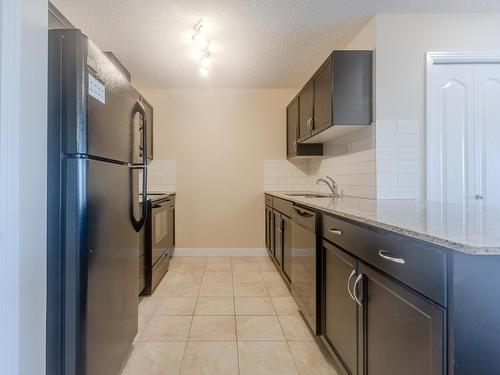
[474,64,500,206]
[427,64,474,203]
[427,59,500,205]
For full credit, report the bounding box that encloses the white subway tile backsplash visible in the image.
[263,177,278,186]
[397,173,417,187]
[396,120,418,134]
[377,174,398,187]
[263,120,419,200]
[376,147,398,160]
[397,147,418,160]
[148,159,176,192]
[376,120,397,135]
[376,119,418,199]
[378,186,417,200]
[273,169,293,177]
[377,160,417,174]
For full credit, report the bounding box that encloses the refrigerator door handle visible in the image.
[134,100,148,167]
[130,164,147,232]
[131,100,148,232]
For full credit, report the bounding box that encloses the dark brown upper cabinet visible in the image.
[312,59,332,132]
[139,96,154,162]
[295,50,373,145]
[332,51,372,126]
[287,95,322,159]
[286,96,299,157]
[299,83,314,139]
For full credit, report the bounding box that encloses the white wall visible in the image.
[0,0,47,374]
[375,13,500,199]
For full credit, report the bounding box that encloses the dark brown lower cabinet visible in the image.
[274,211,283,267]
[322,240,358,375]
[359,263,444,375]
[321,239,445,375]
[281,215,292,281]
[265,202,292,283]
[265,206,269,253]
[265,206,273,256]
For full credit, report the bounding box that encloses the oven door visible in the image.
[151,198,174,266]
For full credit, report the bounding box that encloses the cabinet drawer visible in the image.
[265,194,273,207]
[273,197,293,217]
[322,214,447,306]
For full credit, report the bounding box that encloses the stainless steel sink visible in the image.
[285,193,333,199]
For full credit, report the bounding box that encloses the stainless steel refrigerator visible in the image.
[47,29,149,375]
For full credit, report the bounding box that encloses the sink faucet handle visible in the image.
[315,177,338,197]
[325,176,336,189]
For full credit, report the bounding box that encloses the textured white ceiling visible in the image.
[52,0,500,89]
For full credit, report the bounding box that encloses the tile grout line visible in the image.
[276,307,302,374]
[177,257,205,374]
[233,264,241,375]
[265,256,302,375]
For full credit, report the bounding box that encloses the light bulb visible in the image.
[201,57,210,68]
[193,34,208,49]
[200,50,210,68]
[192,22,208,49]
[199,66,209,77]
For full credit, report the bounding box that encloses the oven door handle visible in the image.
[152,200,172,209]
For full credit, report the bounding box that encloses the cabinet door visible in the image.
[323,240,358,375]
[286,97,299,158]
[274,212,283,267]
[313,60,332,132]
[359,264,444,375]
[299,83,314,140]
[265,208,268,252]
[166,204,174,252]
[282,215,292,281]
[265,207,273,256]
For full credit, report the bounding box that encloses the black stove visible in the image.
[139,192,175,295]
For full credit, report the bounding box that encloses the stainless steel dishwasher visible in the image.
[291,204,319,334]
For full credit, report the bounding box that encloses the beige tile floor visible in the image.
[121,256,338,375]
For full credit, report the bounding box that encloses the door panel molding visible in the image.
[0,1,22,373]
[427,51,500,65]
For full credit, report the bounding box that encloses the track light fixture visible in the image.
[192,20,211,77]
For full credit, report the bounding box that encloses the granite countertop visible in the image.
[266,192,500,255]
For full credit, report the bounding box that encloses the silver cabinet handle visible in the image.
[353,274,363,307]
[378,250,405,264]
[307,118,313,130]
[347,270,356,302]
[328,228,342,235]
[293,140,297,151]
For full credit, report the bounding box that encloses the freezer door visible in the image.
[49,29,141,163]
[84,158,139,375]
[87,40,140,163]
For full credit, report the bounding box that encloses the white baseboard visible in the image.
[172,248,268,257]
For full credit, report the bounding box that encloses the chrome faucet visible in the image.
[316,177,340,197]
